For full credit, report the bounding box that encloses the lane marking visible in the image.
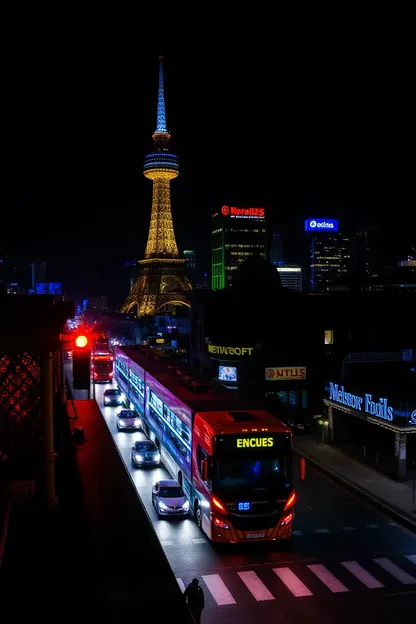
[305,504,312,510]
[237,570,275,601]
[314,528,330,534]
[405,554,416,566]
[293,530,303,536]
[273,567,313,597]
[388,522,398,526]
[202,574,236,605]
[307,564,349,593]
[192,538,206,544]
[177,577,186,592]
[374,558,416,584]
[366,524,380,529]
[341,561,384,589]
[161,540,175,546]
[341,526,356,531]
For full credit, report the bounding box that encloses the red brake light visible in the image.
[283,491,296,511]
[211,496,227,514]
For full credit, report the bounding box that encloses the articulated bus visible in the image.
[115,346,305,544]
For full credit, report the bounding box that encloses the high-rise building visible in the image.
[277,264,302,292]
[183,249,196,283]
[30,259,47,290]
[212,205,267,290]
[121,58,191,317]
[270,232,284,266]
[305,218,351,292]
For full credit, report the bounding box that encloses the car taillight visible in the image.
[283,491,296,511]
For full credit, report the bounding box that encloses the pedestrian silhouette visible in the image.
[184,577,205,623]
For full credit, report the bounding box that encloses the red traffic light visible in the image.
[75,335,88,348]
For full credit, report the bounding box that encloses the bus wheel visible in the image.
[194,502,202,529]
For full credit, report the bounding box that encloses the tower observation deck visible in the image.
[121,57,191,317]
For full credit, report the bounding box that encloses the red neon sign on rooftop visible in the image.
[221,206,265,218]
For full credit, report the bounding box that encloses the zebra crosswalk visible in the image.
[176,554,416,606]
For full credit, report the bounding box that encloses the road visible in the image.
[66,364,416,624]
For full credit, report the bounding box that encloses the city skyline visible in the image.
[1,48,408,300]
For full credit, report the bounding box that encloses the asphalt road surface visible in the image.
[67,366,416,624]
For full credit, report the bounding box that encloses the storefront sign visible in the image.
[221,205,265,218]
[208,345,253,356]
[328,382,394,422]
[265,367,306,381]
[237,437,274,448]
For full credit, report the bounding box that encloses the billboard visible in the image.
[36,282,62,295]
[304,218,339,232]
[221,206,265,219]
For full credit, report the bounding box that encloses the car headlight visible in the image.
[134,419,141,426]
[154,453,161,462]
[158,501,168,511]
[118,420,126,426]
[182,500,190,511]
[135,454,143,462]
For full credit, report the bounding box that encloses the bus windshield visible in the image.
[214,457,290,491]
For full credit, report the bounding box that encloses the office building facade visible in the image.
[212,205,267,290]
[277,264,302,292]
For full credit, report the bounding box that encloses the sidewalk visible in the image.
[293,437,416,530]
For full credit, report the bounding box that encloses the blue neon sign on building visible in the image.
[305,218,339,232]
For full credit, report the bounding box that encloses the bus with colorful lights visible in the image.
[92,351,114,383]
[115,346,305,544]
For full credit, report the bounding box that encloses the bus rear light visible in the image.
[280,512,294,526]
[213,517,229,530]
[283,491,296,511]
[211,496,227,514]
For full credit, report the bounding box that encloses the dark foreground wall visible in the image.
[71,400,194,623]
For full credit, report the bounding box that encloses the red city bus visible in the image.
[115,346,306,544]
[92,352,114,383]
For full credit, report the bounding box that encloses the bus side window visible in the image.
[197,444,210,480]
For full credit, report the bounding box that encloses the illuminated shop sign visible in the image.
[237,437,274,448]
[208,345,253,356]
[328,382,394,421]
[221,206,265,219]
[265,367,306,381]
[411,410,416,424]
[304,218,339,232]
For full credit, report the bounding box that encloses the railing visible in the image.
[343,349,414,364]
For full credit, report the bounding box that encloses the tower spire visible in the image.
[155,56,168,134]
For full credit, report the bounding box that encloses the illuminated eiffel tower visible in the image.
[121,57,191,318]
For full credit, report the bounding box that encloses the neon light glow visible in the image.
[328,382,394,421]
[155,57,168,134]
[305,218,339,232]
[221,206,265,218]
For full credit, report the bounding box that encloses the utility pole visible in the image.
[40,350,56,506]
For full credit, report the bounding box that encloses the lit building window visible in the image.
[325,330,334,345]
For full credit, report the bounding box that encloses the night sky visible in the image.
[1,26,409,303]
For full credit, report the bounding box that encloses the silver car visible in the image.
[152,479,189,517]
[131,440,161,468]
[116,409,141,431]
[103,388,124,407]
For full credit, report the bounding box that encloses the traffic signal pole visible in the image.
[40,350,56,506]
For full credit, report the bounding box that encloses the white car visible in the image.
[152,479,189,517]
[116,409,141,431]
